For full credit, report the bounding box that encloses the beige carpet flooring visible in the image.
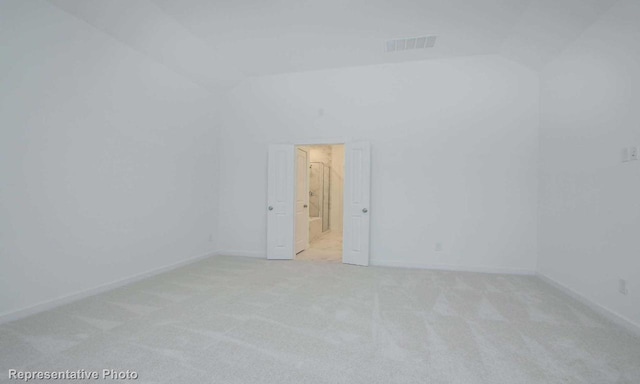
[1,255,639,383]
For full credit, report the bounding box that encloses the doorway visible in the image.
[295,145,344,262]
[266,141,371,266]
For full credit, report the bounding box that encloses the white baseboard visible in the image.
[537,273,640,338]
[215,250,266,258]
[0,250,218,325]
[371,260,536,275]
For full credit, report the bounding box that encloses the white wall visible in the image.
[539,0,640,328]
[217,55,540,273]
[0,1,220,319]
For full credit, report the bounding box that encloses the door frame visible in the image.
[267,138,371,265]
[269,138,370,265]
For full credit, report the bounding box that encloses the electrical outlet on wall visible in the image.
[435,242,443,252]
[209,234,213,242]
[619,279,628,295]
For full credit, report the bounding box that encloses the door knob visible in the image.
[304,204,308,208]
[268,206,274,211]
[362,208,368,213]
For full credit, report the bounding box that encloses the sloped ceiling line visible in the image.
[48,0,618,88]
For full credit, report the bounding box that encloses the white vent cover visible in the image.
[385,35,437,52]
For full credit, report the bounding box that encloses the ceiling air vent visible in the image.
[385,35,437,53]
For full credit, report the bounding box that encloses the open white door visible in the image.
[343,141,371,266]
[267,144,295,260]
[295,148,309,253]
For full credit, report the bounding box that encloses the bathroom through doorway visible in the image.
[295,144,344,262]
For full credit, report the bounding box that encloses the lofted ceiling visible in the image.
[48,0,617,91]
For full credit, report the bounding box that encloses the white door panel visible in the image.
[267,145,295,260]
[343,141,371,266]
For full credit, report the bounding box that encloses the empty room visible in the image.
[1,0,639,383]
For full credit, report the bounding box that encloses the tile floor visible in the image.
[296,230,343,262]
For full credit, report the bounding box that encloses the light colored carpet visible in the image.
[296,231,343,262]
[1,256,639,383]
